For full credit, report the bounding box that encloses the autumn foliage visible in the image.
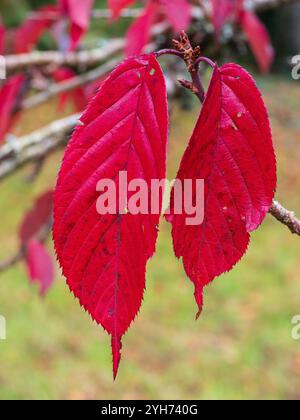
[0,0,280,378]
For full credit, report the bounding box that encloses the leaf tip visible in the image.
[194,286,203,320]
[111,335,122,380]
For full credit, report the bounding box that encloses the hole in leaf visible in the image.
[150,68,155,76]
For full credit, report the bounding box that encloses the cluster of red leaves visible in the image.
[20,191,54,296]
[110,0,274,73]
[211,0,274,73]
[0,4,99,293]
[0,1,94,55]
[53,53,276,377]
[0,1,97,142]
[109,0,191,56]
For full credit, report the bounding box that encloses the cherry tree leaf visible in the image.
[53,54,168,378]
[0,74,27,143]
[19,190,53,244]
[239,10,274,73]
[108,0,136,20]
[125,2,158,57]
[167,63,276,317]
[160,0,191,33]
[25,240,54,296]
[13,5,59,54]
[59,0,95,51]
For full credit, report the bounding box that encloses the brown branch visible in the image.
[7,0,297,74]
[5,39,124,73]
[269,200,300,236]
[0,114,79,180]
[22,58,120,110]
[0,250,23,273]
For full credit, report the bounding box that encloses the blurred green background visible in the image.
[0,0,300,400]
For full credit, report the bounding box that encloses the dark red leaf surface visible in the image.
[59,0,94,50]
[108,0,136,20]
[239,10,274,73]
[0,74,26,143]
[125,2,158,57]
[19,191,53,244]
[53,54,168,377]
[13,5,58,54]
[25,240,54,296]
[167,63,276,317]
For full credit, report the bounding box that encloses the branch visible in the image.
[269,200,300,236]
[0,250,23,273]
[5,39,124,73]
[22,58,120,110]
[0,114,79,180]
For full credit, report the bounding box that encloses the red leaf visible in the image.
[53,54,168,378]
[59,0,95,51]
[239,10,274,73]
[211,0,235,39]
[0,74,26,143]
[52,67,86,112]
[160,0,191,33]
[167,63,276,317]
[108,0,136,20]
[20,191,53,244]
[125,2,158,57]
[25,240,54,296]
[13,5,59,54]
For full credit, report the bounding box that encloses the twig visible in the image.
[0,250,23,273]
[22,58,120,110]
[269,200,300,236]
[0,114,79,180]
[5,40,124,73]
